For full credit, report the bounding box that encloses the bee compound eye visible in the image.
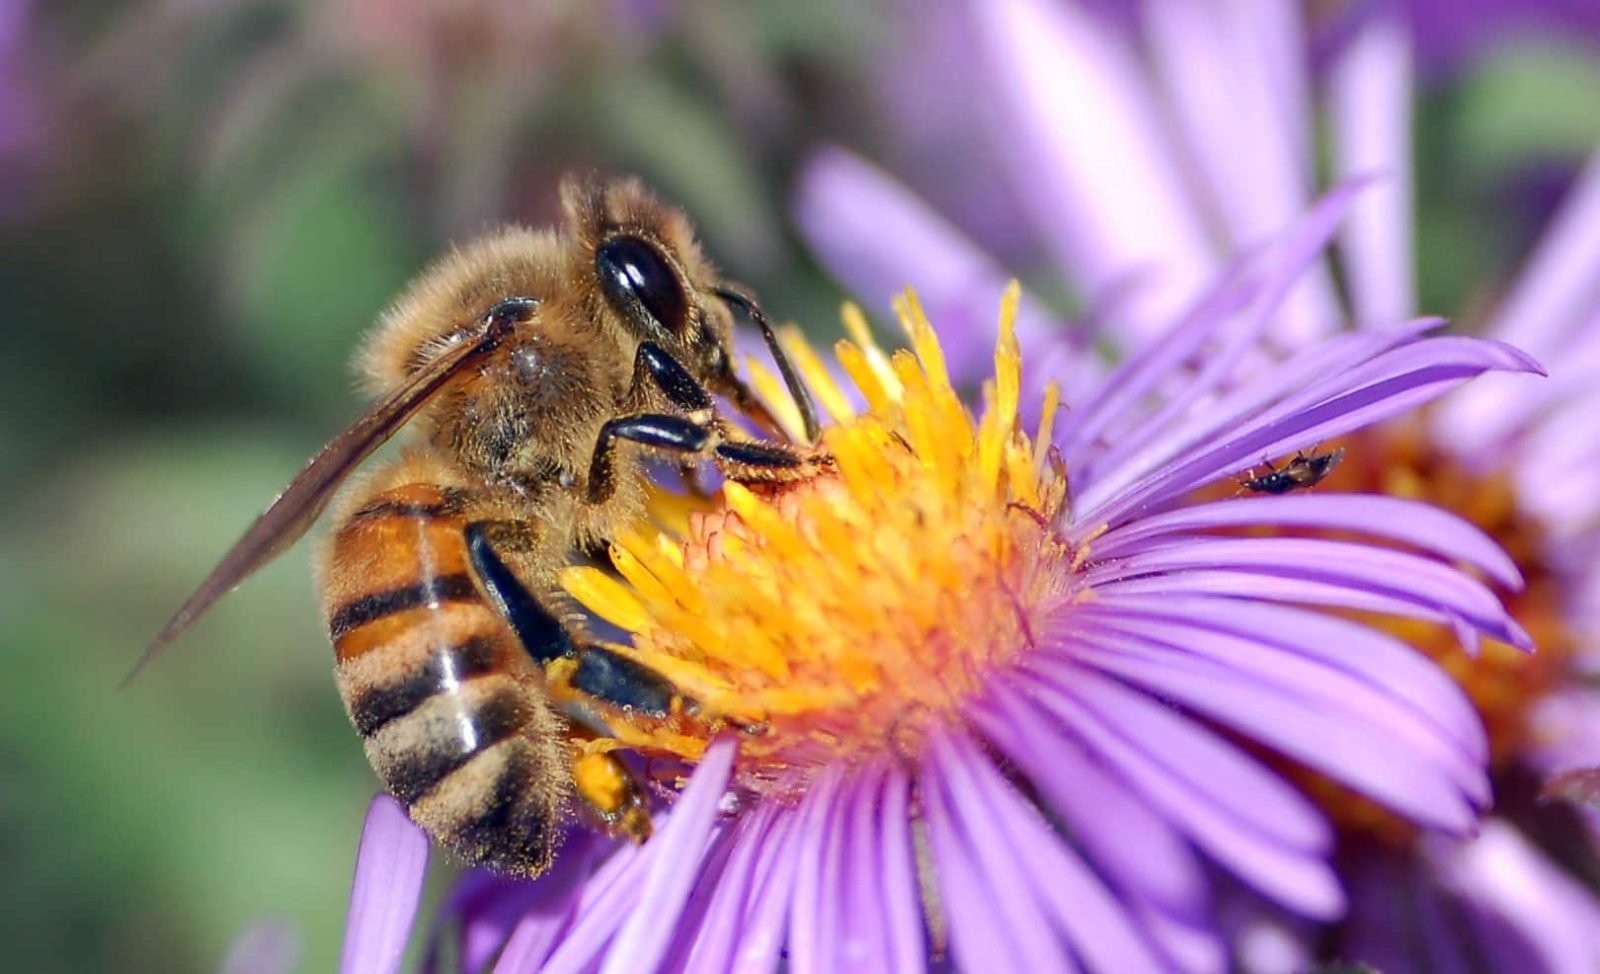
[595,235,689,336]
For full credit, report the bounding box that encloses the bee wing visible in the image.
[129,323,509,682]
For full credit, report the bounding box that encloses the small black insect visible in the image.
[1240,448,1345,495]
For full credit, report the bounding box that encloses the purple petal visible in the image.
[1079,337,1543,529]
[1074,605,1485,780]
[1252,335,1543,433]
[970,0,1219,345]
[514,841,645,974]
[724,801,804,974]
[1081,593,1487,765]
[1082,536,1528,650]
[969,694,1210,918]
[430,831,610,974]
[837,767,895,973]
[664,802,784,974]
[1439,310,1600,479]
[1479,147,1600,360]
[1101,568,1515,633]
[1426,821,1600,973]
[1062,180,1368,492]
[921,732,1072,973]
[994,675,1345,918]
[652,829,744,974]
[1021,661,1329,852]
[341,795,430,974]
[1339,854,1423,974]
[1438,148,1600,455]
[1145,0,1338,344]
[934,733,1082,971]
[875,765,928,974]
[1070,316,1436,501]
[1329,2,1417,328]
[1093,493,1523,588]
[792,147,1086,388]
[597,737,737,974]
[1528,687,1600,781]
[938,732,1171,972]
[1079,329,1540,519]
[788,765,849,974]
[1063,623,1484,830]
[1129,902,1228,974]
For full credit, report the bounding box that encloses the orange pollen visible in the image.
[561,287,1078,799]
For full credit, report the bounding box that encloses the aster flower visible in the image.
[337,181,1537,973]
[796,1,1600,970]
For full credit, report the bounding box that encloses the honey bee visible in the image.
[1239,448,1345,495]
[136,176,827,877]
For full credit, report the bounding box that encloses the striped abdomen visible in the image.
[323,483,569,877]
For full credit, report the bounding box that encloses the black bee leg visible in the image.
[713,286,821,445]
[588,412,820,504]
[712,439,812,475]
[465,519,694,718]
[633,341,714,413]
[570,646,685,718]
[588,414,713,504]
[465,521,575,664]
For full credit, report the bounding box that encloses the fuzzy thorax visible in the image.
[562,286,1078,799]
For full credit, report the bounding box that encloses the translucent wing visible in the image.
[129,318,514,682]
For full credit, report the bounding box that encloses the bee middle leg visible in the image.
[586,412,815,504]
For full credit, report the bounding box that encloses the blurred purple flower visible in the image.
[338,181,1538,971]
[0,0,48,212]
[78,0,679,235]
[1392,0,1600,71]
[797,1,1600,970]
[220,917,303,974]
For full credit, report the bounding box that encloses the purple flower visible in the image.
[337,173,1538,970]
[797,1,1600,970]
[1387,0,1600,72]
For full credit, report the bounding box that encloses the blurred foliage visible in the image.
[1,1,1597,971]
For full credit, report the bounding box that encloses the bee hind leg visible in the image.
[559,709,654,843]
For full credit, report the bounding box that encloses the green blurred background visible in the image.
[2,2,1598,971]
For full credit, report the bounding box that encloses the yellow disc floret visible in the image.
[562,285,1077,799]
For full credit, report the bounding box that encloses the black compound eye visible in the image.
[596,235,689,335]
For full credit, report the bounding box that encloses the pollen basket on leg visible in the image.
[562,287,1079,799]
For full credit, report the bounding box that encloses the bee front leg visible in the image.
[632,341,714,414]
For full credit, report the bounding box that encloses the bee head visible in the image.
[563,175,740,395]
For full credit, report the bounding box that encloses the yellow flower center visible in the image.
[561,287,1075,799]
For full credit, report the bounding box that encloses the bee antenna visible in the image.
[713,287,821,445]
